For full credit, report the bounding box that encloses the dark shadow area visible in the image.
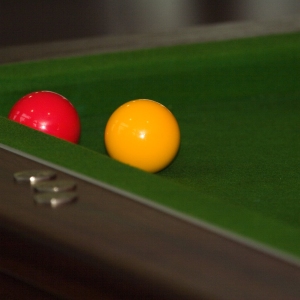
[0,1,108,46]
[1,1,299,47]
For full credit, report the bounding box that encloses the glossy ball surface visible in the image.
[8,91,81,143]
[104,99,180,173]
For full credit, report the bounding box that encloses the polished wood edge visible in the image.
[0,14,300,64]
[0,270,59,300]
[1,142,300,269]
[1,145,300,299]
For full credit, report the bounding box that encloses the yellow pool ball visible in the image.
[104,99,180,173]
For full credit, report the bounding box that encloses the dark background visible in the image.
[1,1,300,47]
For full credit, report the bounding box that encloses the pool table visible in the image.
[1,16,300,299]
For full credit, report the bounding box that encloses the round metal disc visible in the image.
[33,179,76,193]
[14,170,57,184]
[34,192,77,207]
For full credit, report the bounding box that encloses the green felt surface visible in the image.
[0,32,300,258]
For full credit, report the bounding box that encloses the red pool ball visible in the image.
[8,91,81,143]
